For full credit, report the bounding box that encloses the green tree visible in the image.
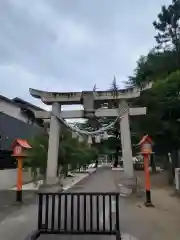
[125,1,180,171]
[27,133,49,182]
[110,76,119,99]
[128,49,178,87]
[153,0,180,51]
[27,127,97,180]
[58,129,96,176]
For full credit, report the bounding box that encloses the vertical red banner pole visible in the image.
[16,157,23,202]
[143,153,153,206]
[139,135,154,207]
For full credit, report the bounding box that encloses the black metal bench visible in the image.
[25,192,121,239]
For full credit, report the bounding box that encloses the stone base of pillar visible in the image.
[38,177,62,193]
[116,174,139,197]
[46,176,60,185]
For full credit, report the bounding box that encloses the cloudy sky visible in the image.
[0,0,171,109]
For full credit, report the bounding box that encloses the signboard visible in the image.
[141,142,152,154]
[14,146,22,155]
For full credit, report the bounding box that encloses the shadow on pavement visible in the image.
[0,190,38,221]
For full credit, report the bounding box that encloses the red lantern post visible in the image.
[12,139,32,203]
[139,135,154,207]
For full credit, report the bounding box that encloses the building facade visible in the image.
[0,95,45,169]
[0,96,45,150]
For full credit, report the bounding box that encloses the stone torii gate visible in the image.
[30,84,151,185]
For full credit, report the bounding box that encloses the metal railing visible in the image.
[25,192,121,239]
[38,192,121,238]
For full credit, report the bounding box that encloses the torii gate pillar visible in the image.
[119,101,134,178]
[46,103,61,185]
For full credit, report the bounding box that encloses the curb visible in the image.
[62,169,97,192]
[37,168,97,193]
[10,169,97,191]
[11,180,43,191]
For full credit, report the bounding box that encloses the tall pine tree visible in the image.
[153,0,180,55]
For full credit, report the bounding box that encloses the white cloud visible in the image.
[0,0,173,110]
[56,19,96,48]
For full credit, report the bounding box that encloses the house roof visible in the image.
[12,138,32,149]
[12,97,43,111]
[0,95,43,112]
[139,135,153,145]
[0,95,17,106]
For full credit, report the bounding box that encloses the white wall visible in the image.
[0,169,30,190]
[0,100,28,123]
[0,168,40,190]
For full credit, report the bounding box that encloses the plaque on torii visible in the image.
[29,83,151,184]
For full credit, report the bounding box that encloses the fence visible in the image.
[26,192,121,239]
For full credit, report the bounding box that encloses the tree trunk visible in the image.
[113,152,119,167]
[151,154,156,173]
[63,164,68,178]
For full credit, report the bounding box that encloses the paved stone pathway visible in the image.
[0,167,139,240]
